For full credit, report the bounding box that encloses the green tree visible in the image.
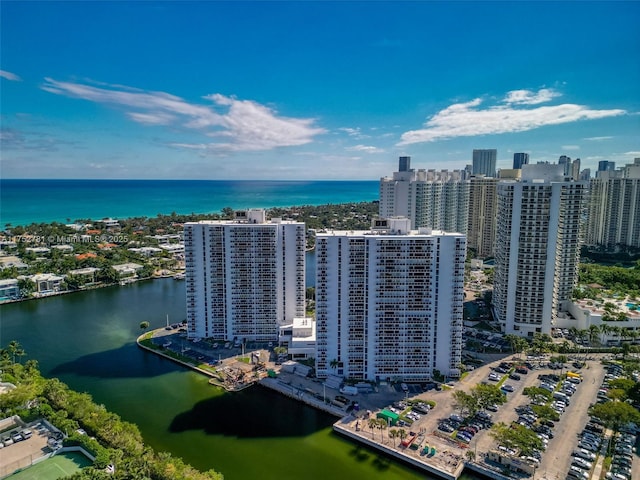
[589,401,640,432]
[452,390,479,416]
[139,321,150,331]
[471,383,506,410]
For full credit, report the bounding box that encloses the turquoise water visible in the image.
[0,179,379,227]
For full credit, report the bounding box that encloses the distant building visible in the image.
[315,218,465,382]
[512,152,529,170]
[472,149,497,177]
[184,209,305,342]
[467,175,499,258]
[493,164,587,337]
[379,156,469,233]
[579,168,591,181]
[586,159,640,249]
[597,160,616,174]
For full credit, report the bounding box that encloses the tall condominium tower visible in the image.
[379,157,469,233]
[184,209,305,341]
[558,155,572,177]
[467,175,499,258]
[586,159,640,249]
[597,160,616,174]
[513,152,530,170]
[315,218,465,381]
[472,149,497,177]
[493,164,587,337]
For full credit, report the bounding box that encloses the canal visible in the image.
[1,277,481,480]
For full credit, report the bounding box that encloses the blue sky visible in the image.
[1,1,639,180]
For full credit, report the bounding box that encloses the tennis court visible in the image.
[5,451,92,480]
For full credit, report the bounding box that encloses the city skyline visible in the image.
[1,1,638,180]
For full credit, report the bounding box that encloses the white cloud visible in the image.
[127,112,176,125]
[624,151,640,156]
[398,89,626,145]
[41,78,326,152]
[584,136,613,141]
[562,145,580,151]
[337,127,370,139]
[0,70,22,81]
[346,144,385,154]
[504,88,560,105]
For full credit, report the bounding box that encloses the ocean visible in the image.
[0,179,379,227]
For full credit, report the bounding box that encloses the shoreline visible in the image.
[135,328,490,480]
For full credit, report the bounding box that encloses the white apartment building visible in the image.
[379,157,469,234]
[184,209,305,341]
[315,217,465,382]
[493,164,587,337]
[586,159,640,249]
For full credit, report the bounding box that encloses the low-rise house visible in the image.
[51,244,74,253]
[0,255,29,271]
[112,263,144,279]
[26,247,51,255]
[158,243,184,254]
[129,247,163,257]
[68,267,100,284]
[30,273,65,294]
[0,279,20,301]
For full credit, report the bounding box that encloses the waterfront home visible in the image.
[0,279,20,302]
[29,273,65,295]
[112,263,144,279]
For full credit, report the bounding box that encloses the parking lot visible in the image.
[0,423,53,478]
[349,353,616,480]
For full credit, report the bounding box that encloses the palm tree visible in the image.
[389,429,399,447]
[600,323,612,345]
[368,418,378,439]
[466,450,476,462]
[377,418,387,442]
[610,326,622,345]
[7,340,21,364]
[569,326,579,341]
[398,429,407,446]
[329,358,339,373]
[504,334,519,356]
[588,325,600,346]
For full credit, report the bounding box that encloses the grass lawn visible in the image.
[6,452,92,480]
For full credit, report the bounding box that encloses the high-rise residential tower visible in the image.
[315,218,465,381]
[597,160,616,175]
[379,157,469,233]
[493,164,587,337]
[472,149,497,177]
[467,175,499,258]
[513,152,530,170]
[184,209,306,341]
[586,159,640,249]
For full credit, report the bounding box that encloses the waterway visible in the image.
[0,279,481,480]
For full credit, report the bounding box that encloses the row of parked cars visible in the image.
[606,429,636,480]
[437,411,493,444]
[0,427,33,448]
